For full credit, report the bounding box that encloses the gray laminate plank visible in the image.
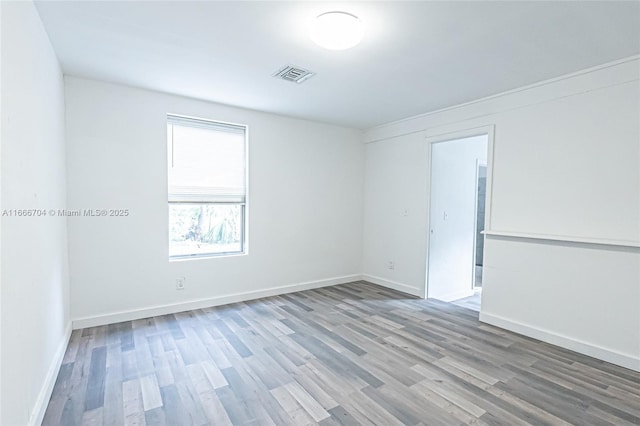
[62,330,83,364]
[200,360,228,389]
[119,322,135,352]
[291,366,339,411]
[159,384,185,426]
[42,362,75,425]
[122,379,145,426]
[175,381,209,425]
[163,314,185,340]
[360,385,424,425]
[495,377,605,425]
[219,366,269,424]
[216,385,256,425]
[283,381,331,422]
[139,374,163,411]
[214,319,253,358]
[81,407,103,426]
[320,405,361,426]
[58,398,80,426]
[289,332,384,388]
[43,281,640,426]
[85,346,107,411]
[270,385,314,425]
[102,364,124,426]
[121,351,138,382]
[340,389,405,426]
[143,406,165,426]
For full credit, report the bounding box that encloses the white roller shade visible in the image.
[167,115,246,203]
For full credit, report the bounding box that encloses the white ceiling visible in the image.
[35,1,640,129]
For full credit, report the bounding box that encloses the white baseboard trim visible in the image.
[362,274,423,298]
[72,274,363,329]
[29,322,72,426]
[480,312,640,372]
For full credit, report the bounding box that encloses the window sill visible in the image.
[169,251,247,262]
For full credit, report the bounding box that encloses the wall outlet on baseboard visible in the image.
[176,277,185,290]
[388,261,395,270]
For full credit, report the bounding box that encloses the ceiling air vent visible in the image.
[272,65,315,84]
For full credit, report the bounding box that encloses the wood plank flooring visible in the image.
[43,281,640,425]
[451,291,481,312]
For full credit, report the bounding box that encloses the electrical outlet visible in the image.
[176,277,185,290]
[388,261,395,270]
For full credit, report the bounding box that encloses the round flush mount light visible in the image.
[309,11,364,50]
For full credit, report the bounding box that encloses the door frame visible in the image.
[472,160,487,289]
[424,125,495,299]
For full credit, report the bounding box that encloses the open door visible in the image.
[427,134,488,301]
[474,162,487,289]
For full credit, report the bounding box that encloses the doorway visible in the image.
[426,132,489,310]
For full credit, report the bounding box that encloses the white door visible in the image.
[427,135,488,301]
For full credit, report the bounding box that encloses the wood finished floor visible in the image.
[451,291,482,312]
[43,281,640,426]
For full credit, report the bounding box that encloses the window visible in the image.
[167,115,247,258]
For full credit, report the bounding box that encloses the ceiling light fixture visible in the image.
[309,11,364,50]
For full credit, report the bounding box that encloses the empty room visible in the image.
[1,1,639,425]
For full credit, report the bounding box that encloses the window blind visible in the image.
[167,115,246,203]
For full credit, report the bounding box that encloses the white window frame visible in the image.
[167,114,248,260]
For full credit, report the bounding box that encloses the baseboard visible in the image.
[72,274,363,329]
[480,312,640,372]
[362,274,423,298]
[29,322,72,426]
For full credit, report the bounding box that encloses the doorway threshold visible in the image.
[452,289,481,312]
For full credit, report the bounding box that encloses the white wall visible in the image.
[362,132,430,296]
[65,77,364,327]
[363,57,640,370]
[428,135,487,301]
[482,237,639,368]
[1,2,71,424]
